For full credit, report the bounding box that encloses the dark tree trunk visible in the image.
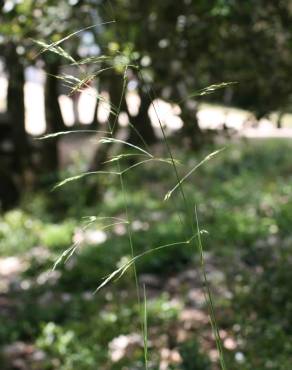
[43,62,66,174]
[127,90,156,145]
[45,62,66,132]
[89,73,123,171]
[277,111,284,129]
[6,43,29,175]
[170,79,203,150]
[86,73,126,203]
[180,101,203,150]
[89,97,100,129]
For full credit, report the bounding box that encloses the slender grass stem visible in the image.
[143,284,149,370]
[106,66,145,354]
[138,69,227,369]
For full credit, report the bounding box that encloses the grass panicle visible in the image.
[39,22,233,370]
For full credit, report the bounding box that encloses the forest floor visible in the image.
[0,252,224,369]
[0,138,292,369]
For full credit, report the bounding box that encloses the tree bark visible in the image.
[89,97,100,129]
[6,43,29,175]
[45,62,66,132]
[171,79,203,150]
[277,111,284,129]
[127,89,156,145]
[89,73,124,171]
[85,74,125,203]
[180,101,203,150]
[43,61,66,173]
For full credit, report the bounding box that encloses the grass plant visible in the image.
[35,23,236,369]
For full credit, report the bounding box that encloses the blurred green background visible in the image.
[1,1,292,369]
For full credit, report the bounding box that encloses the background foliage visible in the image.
[1,1,292,369]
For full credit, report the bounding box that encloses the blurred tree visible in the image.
[0,3,33,201]
[0,0,98,176]
[97,0,292,135]
[96,0,235,148]
[5,42,28,173]
[201,0,292,122]
[1,0,292,196]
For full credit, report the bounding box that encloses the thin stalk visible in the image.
[143,284,149,370]
[195,206,227,370]
[106,66,143,326]
[138,69,227,369]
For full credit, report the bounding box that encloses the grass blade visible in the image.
[93,233,201,293]
[38,130,110,140]
[53,171,119,190]
[99,137,154,158]
[34,22,115,57]
[143,284,149,370]
[164,148,225,201]
[194,205,227,370]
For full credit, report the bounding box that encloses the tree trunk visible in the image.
[277,111,284,129]
[45,62,66,132]
[86,73,126,203]
[89,97,100,129]
[89,73,124,171]
[128,90,156,145]
[180,101,203,150]
[6,43,29,175]
[171,79,203,150]
[43,61,66,174]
